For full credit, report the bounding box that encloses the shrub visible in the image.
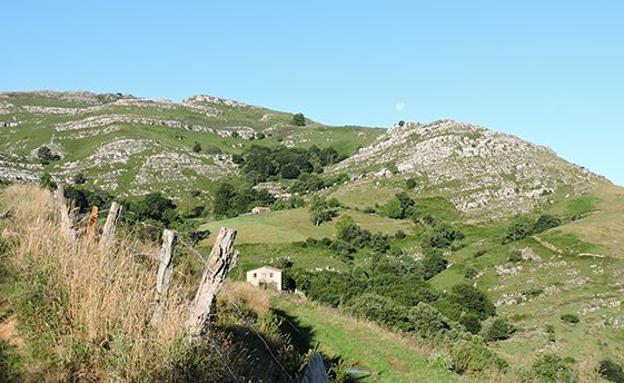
[502,219,534,243]
[39,172,57,191]
[532,354,579,383]
[561,314,580,324]
[407,302,454,339]
[482,318,515,342]
[192,142,202,153]
[292,113,306,126]
[395,229,406,239]
[36,145,61,164]
[346,293,410,330]
[473,248,488,258]
[450,284,496,319]
[428,353,454,371]
[459,312,482,334]
[463,266,478,279]
[421,224,464,249]
[422,250,448,279]
[533,214,562,234]
[450,340,508,374]
[597,359,624,383]
[405,177,417,189]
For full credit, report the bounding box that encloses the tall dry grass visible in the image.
[4,185,191,380]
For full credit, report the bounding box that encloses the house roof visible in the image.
[248,265,282,273]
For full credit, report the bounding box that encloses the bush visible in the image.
[36,145,61,164]
[422,250,448,279]
[346,293,410,330]
[473,248,488,258]
[421,224,464,249]
[39,172,57,190]
[213,182,275,218]
[482,318,515,342]
[560,314,580,324]
[383,192,415,219]
[405,177,417,189]
[459,312,482,335]
[428,353,454,371]
[450,284,496,319]
[395,230,406,240]
[532,354,579,383]
[450,340,508,374]
[463,266,478,279]
[597,359,624,383]
[292,113,306,126]
[192,142,202,153]
[502,219,534,243]
[533,214,562,234]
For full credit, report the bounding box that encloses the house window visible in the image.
[253,273,257,278]
[269,273,273,278]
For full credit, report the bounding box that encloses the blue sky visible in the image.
[2,1,622,185]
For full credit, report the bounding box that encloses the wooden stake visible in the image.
[185,227,237,338]
[151,229,177,328]
[100,201,122,246]
[55,184,76,241]
[87,206,99,241]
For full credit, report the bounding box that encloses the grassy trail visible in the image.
[271,295,471,383]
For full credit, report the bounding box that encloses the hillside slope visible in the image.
[0,91,382,197]
[330,120,604,218]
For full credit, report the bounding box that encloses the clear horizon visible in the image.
[2,1,622,185]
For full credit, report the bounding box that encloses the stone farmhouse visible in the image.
[246,266,282,291]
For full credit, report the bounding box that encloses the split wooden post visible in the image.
[87,206,99,241]
[185,227,237,338]
[100,201,122,246]
[150,229,177,328]
[55,184,76,241]
[301,352,329,383]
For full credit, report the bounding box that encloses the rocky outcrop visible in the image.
[332,120,599,217]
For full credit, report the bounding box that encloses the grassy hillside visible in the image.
[0,91,383,199]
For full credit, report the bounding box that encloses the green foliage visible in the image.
[272,195,305,211]
[508,249,523,262]
[482,318,515,342]
[449,284,496,320]
[405,177,417,189]
[346,293,411,331]
[533,214,562,234]
[459,312,482,334]
[463,265,478,279]
[124,192,179,227]
[64,185,114,214]
[394,229,406,239]
[213,182,275,218]
[39,172,57,190]
[532,354,579,383]
[502,218,535,243]
[0,340,21,383]
[450,340,508,374]
[309,195,338,226]
[422,250,448,280]
[421,223,465,250]
[597,359,624,383]
[503,214,562,243]
[383,192,414,219]
[36,145,60,164]
[292,112,306,126]
[428,353,455,371]
[560,314,580,324]
[192,141,202,153]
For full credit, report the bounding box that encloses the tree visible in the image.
[192,142,202,153]
[280,163,301,179]
[450,283,496,319]
[292,113,306,126]
[482,318,515,341]
[309,195,337,226]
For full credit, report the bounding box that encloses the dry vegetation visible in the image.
[0,185,302,382]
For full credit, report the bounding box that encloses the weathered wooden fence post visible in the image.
[100,201,122,246]
[185,227,237,338]
[55,184,76,241]
[87,206,99,241]
[150,229,177,328]
[300,352,329,383]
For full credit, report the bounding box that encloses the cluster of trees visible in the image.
[232,145,346,184]
[213,182,275,218]
[502,214,561,243]
[292,113,306,126]
[289,173,348,194]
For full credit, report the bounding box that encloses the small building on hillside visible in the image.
[246,266,282,291]
[251,206,271,215]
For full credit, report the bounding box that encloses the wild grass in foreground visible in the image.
[0,185,303,382]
